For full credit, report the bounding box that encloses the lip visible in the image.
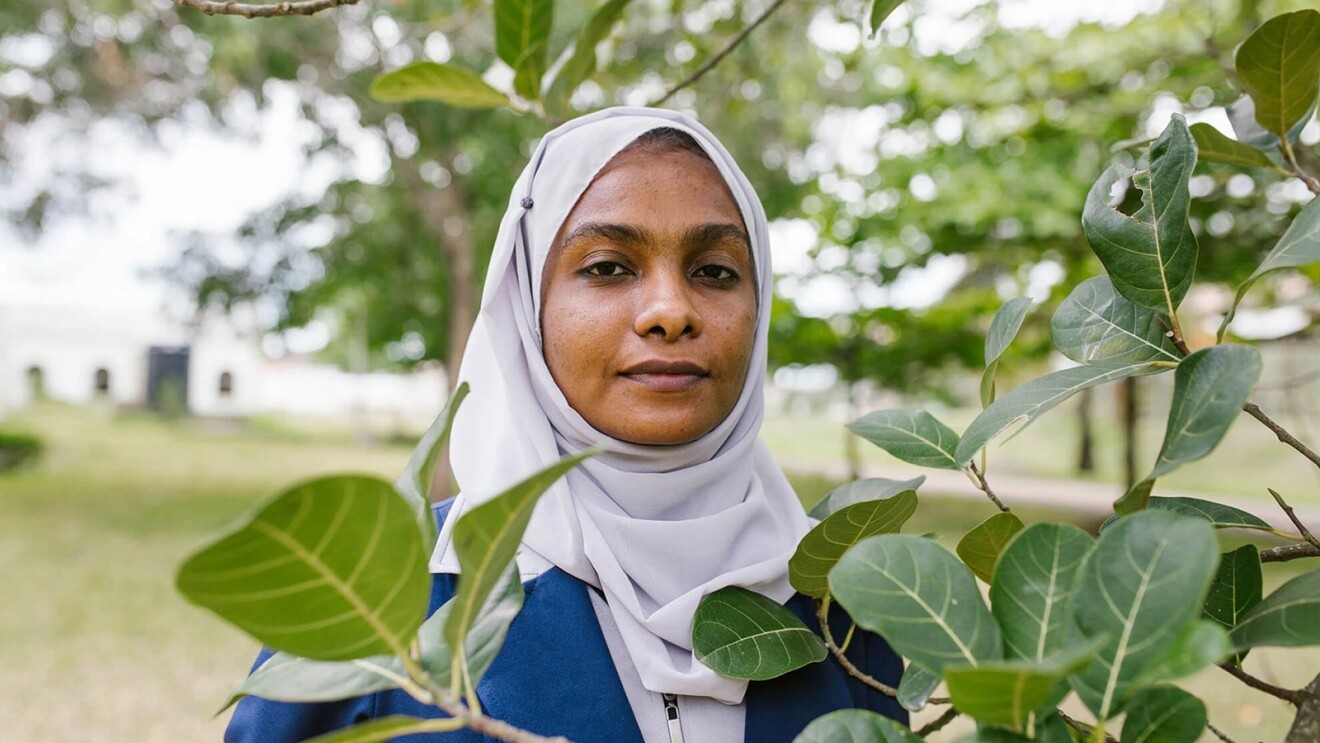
[620,359,709,391]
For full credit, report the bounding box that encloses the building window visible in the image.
[94,368,111,396]
[26,366,45,399]
[218,371,234,397]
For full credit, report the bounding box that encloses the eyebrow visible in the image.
[559,221,752,257]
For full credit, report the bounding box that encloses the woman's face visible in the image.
[540,145,757,446]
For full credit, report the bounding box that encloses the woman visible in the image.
[226,106,906,742]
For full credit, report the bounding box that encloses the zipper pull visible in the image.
[662,693,685,743]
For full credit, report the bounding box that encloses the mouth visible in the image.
[619,359,709,392]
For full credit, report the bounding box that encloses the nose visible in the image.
[634,269,702,341]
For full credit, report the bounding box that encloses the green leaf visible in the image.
[955,512,1025,584]
[548,0,631,102]
[1188,123,1277,170]
[1131,619,1230,686]
[794,708,923,743]
[494,0,554,72]
[1232,567,1320,650]
[808,476,925,520]
[419,563,524,689]
[692,586,827,680]
[302,716,464,743]
[1146,497,1273,532]
[981,297,1031,407]
[868,0,905,37]
[395,382,469,549]
[847,410,961,470]
[944,646,1097,733]
[1234,10,1320,143]
[1050,277,1179,364]
[790,494,917,598]
[445,449,597,660]
[1119,686,1206,743]
[991,523,1094,661]
[177,475,430,661]
[223,652,406,712]
[830,534,1002,673]
[955,360,1161,466]
[1082,115,1198,315]
[512,40,547,101]
[896,663,940,712]
[370,63,515,109]
[1069,511,1218,720]
[1222,197,1320,339]
[1117,345,1261,514]
[1203,545,1263,638]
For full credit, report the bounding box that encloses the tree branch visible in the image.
[915,707,959,737]
[1282,140,1320,197]
[1260,542,1320,564]
[1243,402,1320,470]
[1219,663,1304,705]
[1286,672,1320,743]
[1207,722,1238,743]
[1268,488,1320,551]
[171,0,360,18]
[649,0,792,106]
[816,599,950,704]
[965,461,1010,513]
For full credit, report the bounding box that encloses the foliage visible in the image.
[0,432,44,472]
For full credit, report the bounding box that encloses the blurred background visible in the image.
[1,0,1318,740]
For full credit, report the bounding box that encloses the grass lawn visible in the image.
[0,402,1314,742]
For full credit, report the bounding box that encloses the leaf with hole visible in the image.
[793,708,923,743]
[1188,122,1277,170]
[991,523,1094,662]
[302,716,465,743]
[955,360,1161,465]
[1050,277,1179,364]
[830,534,1001,673]
[1222,197,1320,339]
[370,63,515,109]
[790,493,917,598]
[1234,10,1320,143]
[177,475,430,661]
[847,410,961,470]
[1082,115,1198,315]
[808,476,925,520]
[395,382,469,549]
[944,645,1097,733]
[1116,345,1261,514]
[1119,686,1206,743]
[956,512,1024,584]
[445,449,597,663]
[896,663,940,712]
[1068,511,1218,720]
[981,297,1031,406]
[1232,567,1320,650]
[692,586,826,680]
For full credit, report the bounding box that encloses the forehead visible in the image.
[560,148,745,233]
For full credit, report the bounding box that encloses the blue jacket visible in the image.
[226,500,908,742]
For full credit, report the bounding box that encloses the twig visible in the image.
[649,0,792,106]
[965,461,1010,513]
[1207,722,1238,743]
[1243,402,1320,471]
[1057,709,1118,743]
[816,599,950,704]
[1260,542,1320,564]
[915,707,959,737]
[1282,140,1320,197]
[1268,488,1320,551]
[171,0,360,18]
[1219,663,1304,705]
[1166,329,1192,357]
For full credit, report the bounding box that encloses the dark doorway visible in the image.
[147,346,190,414]
[218,371,234,397]
[26,366,44,399]
[94,368,111,397]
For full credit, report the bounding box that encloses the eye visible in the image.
[696,264,739,282]
[583,261,632,278]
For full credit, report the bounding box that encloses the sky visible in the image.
[0,0,1184,342]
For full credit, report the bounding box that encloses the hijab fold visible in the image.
[430,106,812,704]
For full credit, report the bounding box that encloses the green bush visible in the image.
[0,432,44,473]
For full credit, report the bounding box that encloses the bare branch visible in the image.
[171,0,361,19]
[915,707,958,737]
[1261,542,1320,564]
[649,0,792,106]
[815,599,950,704]
[1268,488,1320,551]
[1219,663,1304,705]
[965,461,1010,513]
[1207,722,1238,743]
[1243,402,1320,471]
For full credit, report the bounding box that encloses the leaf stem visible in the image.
[815,596,948,702]
[1219,663,1304,705]
[1267,488,1320,551]
[1057,709,1117,743]
[965,461,1010,513]
[171,0,360,18]
[649,0,792,106]
[399,652,575,743]
[1242,402,1320,470]
[838,621,857,654]
[1282,139,1320,196]
[914,707,958,737]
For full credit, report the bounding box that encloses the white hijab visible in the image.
[430,106,812,704]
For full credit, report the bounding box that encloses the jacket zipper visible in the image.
[663,693,685,743]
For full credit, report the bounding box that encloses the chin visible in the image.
[606,416,713,446]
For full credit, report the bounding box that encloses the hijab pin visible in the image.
[520,196,535,209]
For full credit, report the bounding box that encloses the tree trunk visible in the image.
[349,301,372,446]
[1286,672,1320,743]
[1119,377,1139,489]
[1077,387,1095,474]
